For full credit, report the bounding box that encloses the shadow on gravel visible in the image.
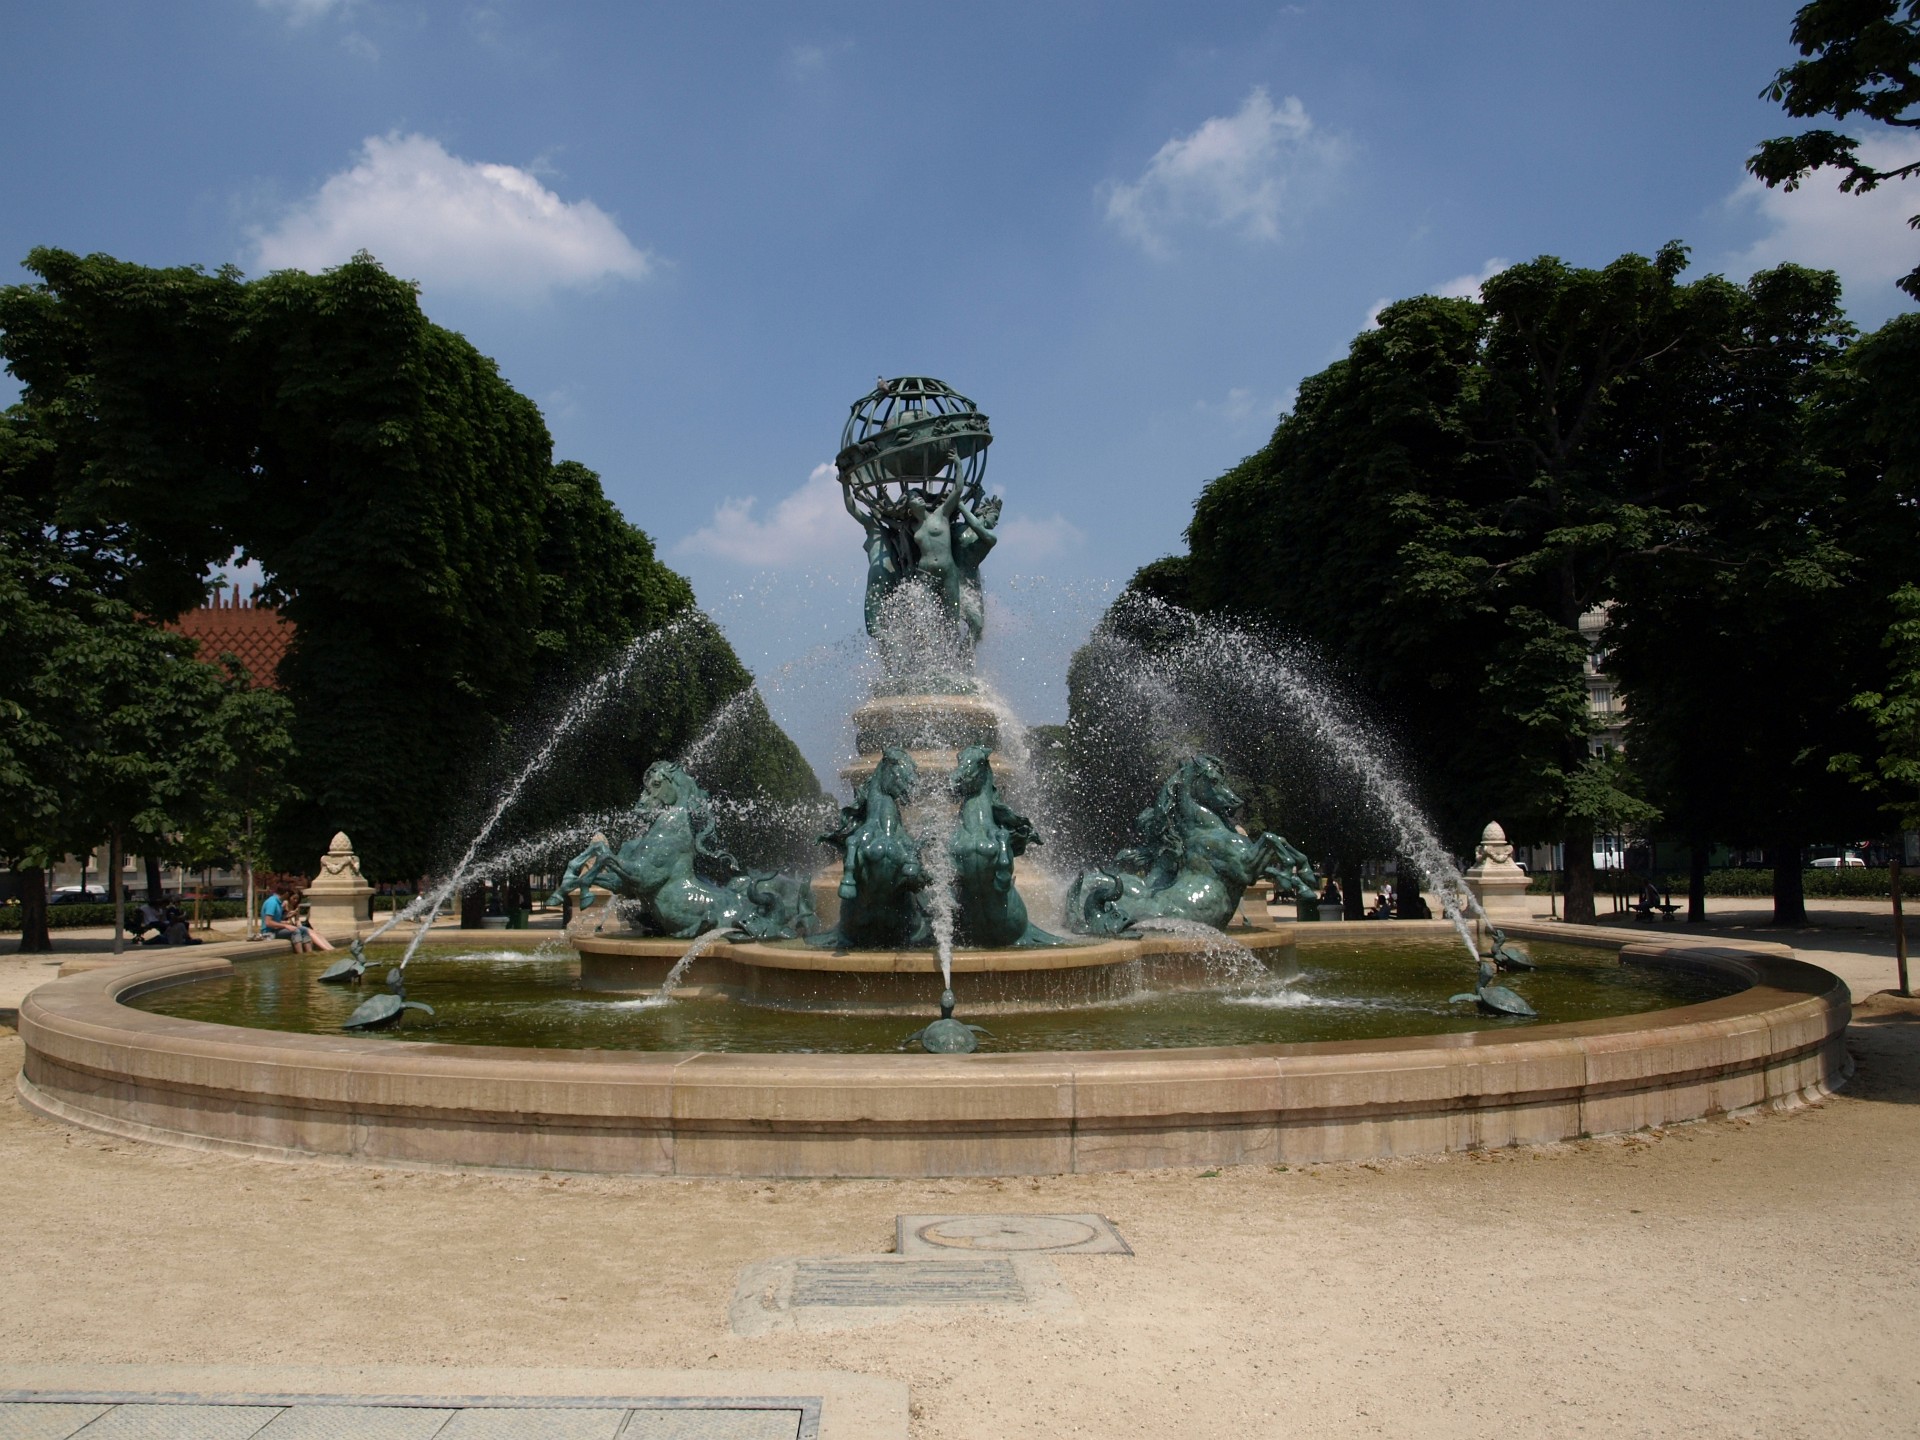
[1845,1002,1920,1105]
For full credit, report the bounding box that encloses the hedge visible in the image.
[1526,868,1899,899]
[0,899,248,932]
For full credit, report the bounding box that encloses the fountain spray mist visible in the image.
[360,614,706,968]
[1081,597,1490,966]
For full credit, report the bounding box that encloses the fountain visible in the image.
[13,377,1853,1177]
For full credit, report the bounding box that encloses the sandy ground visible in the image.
[0,1010,1914,1439]
[2,900,1915,1436]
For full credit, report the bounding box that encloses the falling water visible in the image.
[675,687,760,772]
[360,614,704,968]
[654,926,740,1004]
[916,793,959,990]
[1130,916,1277,991]
[1082,597,1488,967]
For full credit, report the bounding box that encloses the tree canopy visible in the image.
[1750,0,1920,301]
[1075,248,1913,923]
[0,248,817,892]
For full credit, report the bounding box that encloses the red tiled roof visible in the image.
[167,590,293,688]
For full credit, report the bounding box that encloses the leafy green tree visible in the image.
[1750,0,1920,301]
[1,249,815,886]
[1606,264,1874,924]
[1814,314,1920,841]
[1832,584,1920,831]
[1124,250,1879,924]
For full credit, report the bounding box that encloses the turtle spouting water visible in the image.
[316,939,370,985]
[902,989,992,1054]
[341,967,435,1032]
[1450,957,1536,1018]
[1486,926,1535,972]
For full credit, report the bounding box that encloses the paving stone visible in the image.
[253,1405,455,1438]
[0,1404,111,1440]
[620,1412,802,1440]
[791,1257,1026,1307]
[895,1213,1133,1256]
[436,1408,624,1439]
[70,1405,283,1439]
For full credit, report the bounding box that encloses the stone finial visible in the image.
[1464,820,1530,922]
[316,832,365,881]
[1475,821,1515,866]
[308,829,375,928]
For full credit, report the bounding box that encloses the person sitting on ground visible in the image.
[161,901,200,946]
[1320,878,1343,908]
[130,899,167,944]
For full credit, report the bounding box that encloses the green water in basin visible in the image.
[126,939,1743,1054]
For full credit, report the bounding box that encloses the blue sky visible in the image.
[4,1,1916,781]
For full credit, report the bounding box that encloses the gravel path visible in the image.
[1,1006,1916,1438]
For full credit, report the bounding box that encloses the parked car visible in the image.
[48,888,107,905]
[1811,855,1866,868]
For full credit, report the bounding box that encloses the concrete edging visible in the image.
[13,926,1851,1177]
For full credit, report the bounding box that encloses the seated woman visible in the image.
[260,887,332,953]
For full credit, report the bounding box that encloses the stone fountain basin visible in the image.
[14,922,1849,1178]
[573,927,1295,1013]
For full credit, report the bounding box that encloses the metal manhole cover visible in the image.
[896,1213,1132,1255]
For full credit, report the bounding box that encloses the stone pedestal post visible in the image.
[1463,821,1533,923]
[306,831,375,936]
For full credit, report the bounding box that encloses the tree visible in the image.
[1127,249,1878,925]
[1815,313,1920,838]
[1750,0,1920,301]
[1607,265,1875,925]
[0,249,815,883]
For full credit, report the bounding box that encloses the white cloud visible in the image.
[249,133,652,299]
[256,0,349,22]
[677,467,1082,571]
[995,513,1085,564]
[1195,386,1291,426]
[787,41,851,78]
[677,464,858,568]
[1103,88,1347,258]
[1725,134,1920,310]
[1365,256,1510,329]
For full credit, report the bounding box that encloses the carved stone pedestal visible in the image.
[306,831,375,936]
[1463,821,1533,922]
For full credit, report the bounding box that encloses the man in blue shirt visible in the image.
[260,887,332,952]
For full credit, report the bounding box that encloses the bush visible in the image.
[1524,868,1897,898]
[0,899,247,932]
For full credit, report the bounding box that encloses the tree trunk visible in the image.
[460,882,487,929]
[1563,826,1597,923]
[110,829,125,955]
[1394,857,1432,919]
[1340,859,1364,921]
[1772,840,1806,926]
[144,852,165,905]
[13,866,50,953]
[1687,836,1708,925]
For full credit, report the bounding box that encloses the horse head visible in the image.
[949,743,992,799]
[1180,753,1241,828]
[872,747,920,806]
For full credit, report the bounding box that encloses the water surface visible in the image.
[129,938,1742,1054]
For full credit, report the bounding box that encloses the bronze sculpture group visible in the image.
[539,375,1336,1048]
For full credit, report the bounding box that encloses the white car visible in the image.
[1811,855,1866,868]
